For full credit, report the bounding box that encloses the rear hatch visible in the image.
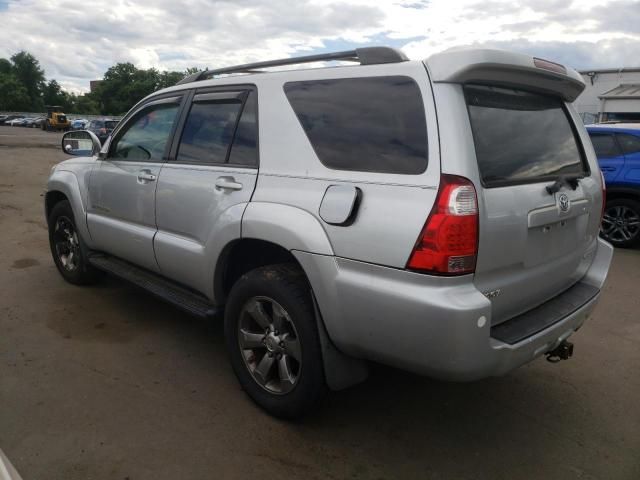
[465,84,601,324]
[425,49,603,325]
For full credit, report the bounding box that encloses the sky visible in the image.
[0,0,639,93]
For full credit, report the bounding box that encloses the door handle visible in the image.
[137,170,157,183]
[215,177,243,191]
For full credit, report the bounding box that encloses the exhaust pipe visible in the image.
[545,340,574,363]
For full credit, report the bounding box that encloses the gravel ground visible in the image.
[1,125,639,480]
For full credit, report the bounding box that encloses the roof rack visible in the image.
[175,46,409,85]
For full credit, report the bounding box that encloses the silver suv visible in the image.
[47,47,613,418]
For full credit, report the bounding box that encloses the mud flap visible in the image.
[311,291,369,390]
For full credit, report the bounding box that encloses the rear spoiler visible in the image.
[425,49,585,102]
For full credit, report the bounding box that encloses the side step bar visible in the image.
[87,253,218,319]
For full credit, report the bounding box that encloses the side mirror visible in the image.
[61,130,101,157]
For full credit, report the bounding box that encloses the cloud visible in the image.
[0,0,638,92]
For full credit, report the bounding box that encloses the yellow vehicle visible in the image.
[42,106,71,131]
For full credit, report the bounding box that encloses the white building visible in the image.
[573,67,640,124]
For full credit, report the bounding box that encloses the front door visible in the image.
[87,96,182,271]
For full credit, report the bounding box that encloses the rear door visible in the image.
[616,132,640,180]
[154,87,259,297]
[464,85,602,324]
[589,131,625,181]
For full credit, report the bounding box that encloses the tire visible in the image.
[224,264,326,419]
[47,200,102,285]
[600,198,640,248]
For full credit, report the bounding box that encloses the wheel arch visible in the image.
[214,238,304,304]
[215,237,368,391]
[46,171,91,245]
[605,185,640,203]
[45,190,69,219]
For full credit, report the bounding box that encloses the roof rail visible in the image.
[175,46,408,85]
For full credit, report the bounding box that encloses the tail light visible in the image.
[599,170,606,222]
[407,175,479,275]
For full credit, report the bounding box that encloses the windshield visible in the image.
[465,85,588,188]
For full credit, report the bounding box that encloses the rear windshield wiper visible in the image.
[545,175,583,195]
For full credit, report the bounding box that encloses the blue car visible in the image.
[587,124,640,247]
[70,118,89,130]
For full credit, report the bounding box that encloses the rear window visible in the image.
[283,76,428,175]
[465,85,588,187]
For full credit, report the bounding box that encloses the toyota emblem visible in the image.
[558,193,570,212]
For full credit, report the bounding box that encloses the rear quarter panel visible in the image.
[249,61,441,268]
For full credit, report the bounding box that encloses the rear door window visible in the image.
[175,89,258,166]
[228,91,258,167]
[284,76,428,175]
[590,133,622,158]
[616,133,640,155]
[177,99,243,165]
[465,85,588,187]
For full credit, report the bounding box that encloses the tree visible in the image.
[0,50,197,115]
[93,63,187,115]
[0,74,31,111]
[0,58,11,75]
[72,93,100,115]
[10,51,45,110]
[158,70,184,89]
[43,79,73,111]
[93,62,141,114]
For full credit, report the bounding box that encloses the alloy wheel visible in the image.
[238,296,302,395]
[53,216,80,271]
[601,205,640,244]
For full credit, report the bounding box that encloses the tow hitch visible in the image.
[545,340,574,363]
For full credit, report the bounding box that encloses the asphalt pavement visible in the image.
[0,125,639,479]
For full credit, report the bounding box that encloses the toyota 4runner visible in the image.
[47,47,613,418]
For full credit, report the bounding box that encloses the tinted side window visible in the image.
[616,133,640,155]
[228,91,258,167]
[590,134,621,158]
[284,76,428,174]
[177,100,243,164]
[111,103,179,161]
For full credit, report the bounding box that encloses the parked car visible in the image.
[587,123,640,247]
[47,47,612,418]
[22,117,42,127]
[33,117,46,128]
[71,118,89,130]
[7,117,27,126]
[0,114,23,125]
[87,118,118,143]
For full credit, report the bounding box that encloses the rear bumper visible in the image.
[294,237,613,381]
